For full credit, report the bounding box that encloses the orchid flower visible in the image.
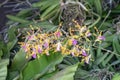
[32,48,37,58]
[37,45,42,53]
[55,29,62,38]
[56,42,62,51]
[21,43,29,52]
[32,53,36,58]
[72,39,77,46]
[71,47,76,56]
[82,49,87,57]
[43,40,49,48]
[97,36,105,41]
[85,30,91,37]
[71,46,80,56]
[85,54,91,64]
[27,35,35,40]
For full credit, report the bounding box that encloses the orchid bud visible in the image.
[98,36,105,40]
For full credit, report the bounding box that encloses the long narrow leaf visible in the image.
[96,52,109,65]
[7,15,29,23]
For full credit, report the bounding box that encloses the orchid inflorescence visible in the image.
[19,20,105,64]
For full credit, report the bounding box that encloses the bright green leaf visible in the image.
[20,52,63,80]
[49,63,78,80]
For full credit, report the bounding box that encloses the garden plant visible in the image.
[0,0,120,80]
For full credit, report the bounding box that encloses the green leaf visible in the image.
[86,0,94,5]
[41,3,59,20]
[7,15,29,23]
[88,12,101,28]
[7,27,17,51]
[0,41,4,49]
[17,21,57,32]
[8,49,27,80]
[1,44,9,58]
[101,42,111,48]
[112,73,120,80]
[32,0,50,8]
[0,50,3,58]
[32,0,59,9]
[94,0,102,15]
[7,71,19,80]
[7,39,17,52]
[0,41,6,58]
[40,71,58,80]
[60,56,79,68]
[102,53,114,67]
[20,52,63,80]
[105,34,115,42]
[108,60,120,69]
[113,35,120,54]
[17,9,32,17]
[49,63,78,80]
[7,27,16,41]
[42,7,60,21]
[32,0,60,21]
[63,59,73,65]
[74,64,100,80]
[96,52,109,65]
[74,66,89,79]
[0,59,9,80]
[96,44,102,57]
[10,49,27,71]
[110,60,120,66]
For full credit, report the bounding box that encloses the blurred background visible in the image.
[0,0,39,32]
